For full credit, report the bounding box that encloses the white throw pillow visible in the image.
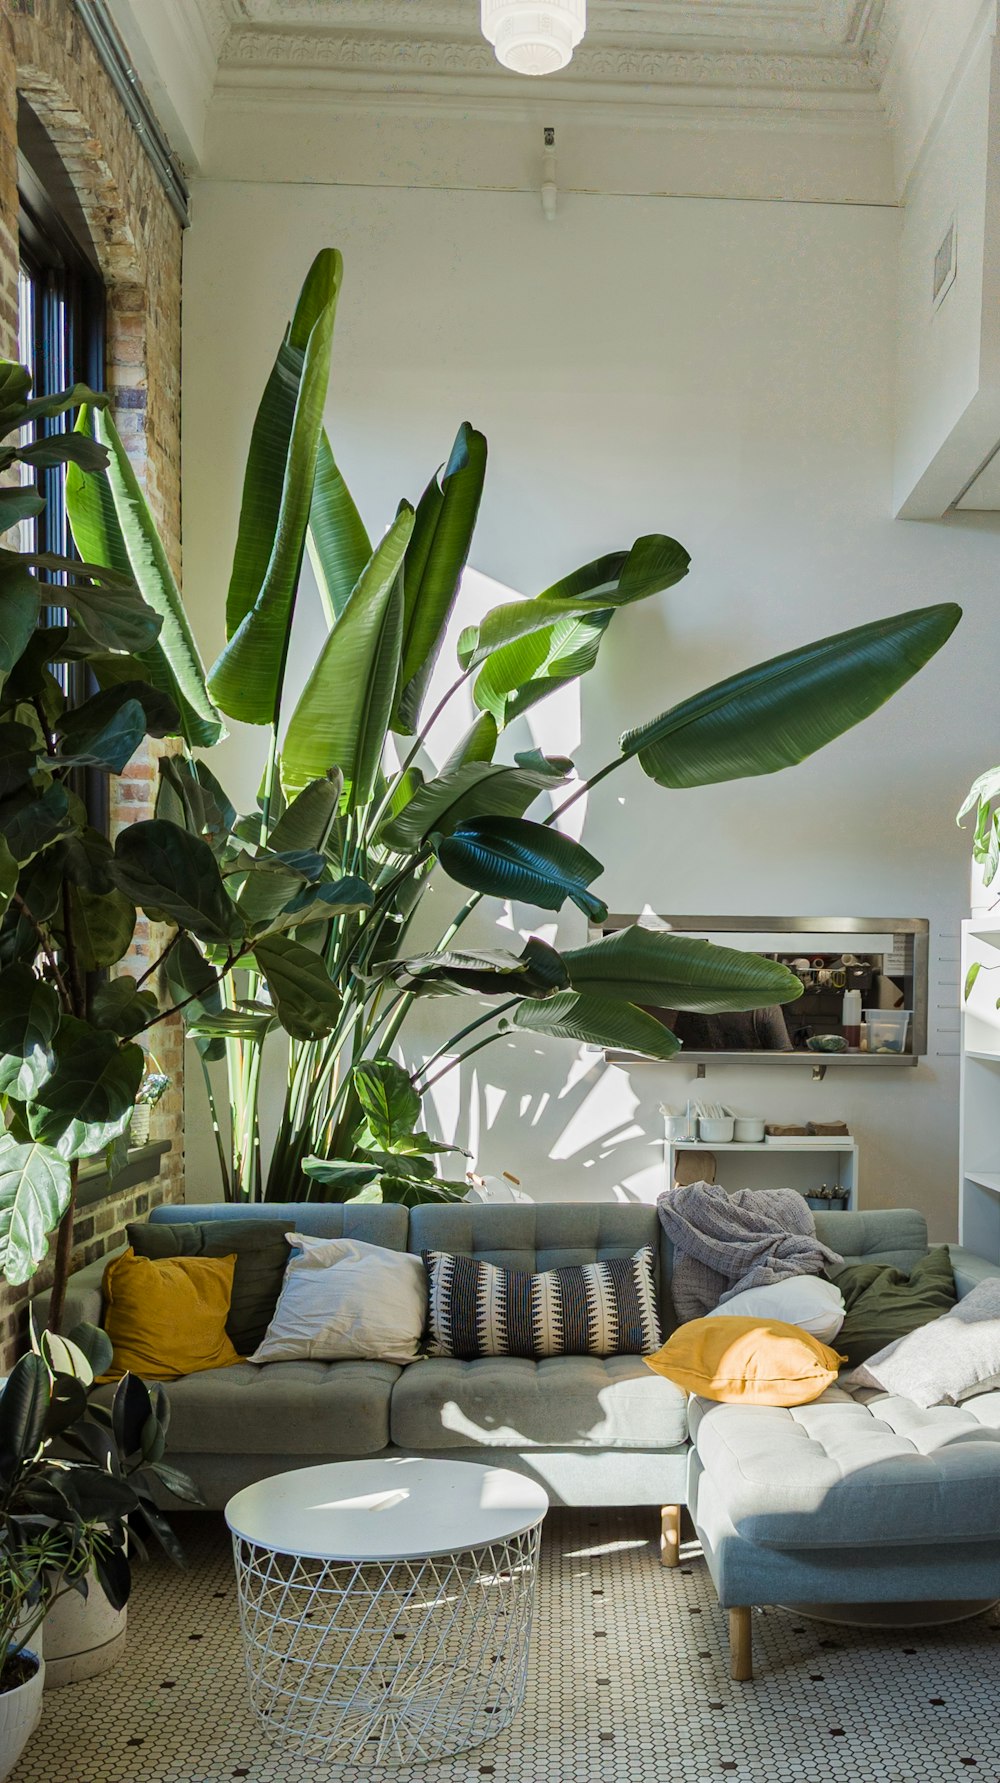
[249,1234,427,1364]
[713,1275,846,1343]
[845,1278,1000,1408]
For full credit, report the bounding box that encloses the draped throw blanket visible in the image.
[657,1181,844,1324]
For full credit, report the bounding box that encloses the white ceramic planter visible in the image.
[0,1649,44,1781]
[43,1578,126,1689]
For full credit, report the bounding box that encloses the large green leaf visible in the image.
[0,581,42,692]
[436,818,608,920]
[622,604,962,787]
[0,966,61,1099]
[511,991,681,1059]
[381,754,570,851]
[0,784,73,864]
[111,820,245,944]
[209,251,342,724]
[165,935,225,1062]
[473,610,611,728]
[57,572,163,655]
[300,1156,382,1199]
[0,1138,72,1284]
[27,1020,144,1161]
[90,975,159,1038]
[560,925,803,1012]
[441,713,498,772]
[0,1352,50,1463]
[268,775,343,854]
[67,884,136,972]
[307,430,372,626]
[393,422,487,734]
[459,535,690,672]
[352,1060,421,1149]
[254,934,341,1039]
[262,876,373,935]
[66,407,225,749]
[369,936,570,998]
[281,506,412,804]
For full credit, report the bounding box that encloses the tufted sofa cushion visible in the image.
[813,1207,928,1272]
[151,1359,401,1455]
[390,1354,689,1450]
[688,1384,1000,1549]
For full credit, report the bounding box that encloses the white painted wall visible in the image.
[181,176,999,1239]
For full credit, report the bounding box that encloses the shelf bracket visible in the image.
[812,1063,827,1081]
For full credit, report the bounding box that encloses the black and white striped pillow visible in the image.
[422,1247,661,1360]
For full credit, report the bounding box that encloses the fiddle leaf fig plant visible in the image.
[58,247,960,1210]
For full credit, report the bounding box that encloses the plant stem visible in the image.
[136,930,180,990]
[411,998,518,1087]
[543,754,623,828]
[419,1029,505,1094]
[46,1159,79,1336]
[200,1055,232,1201]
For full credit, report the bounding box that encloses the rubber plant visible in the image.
[66,248,961,1206]
[0,1319,201,1693]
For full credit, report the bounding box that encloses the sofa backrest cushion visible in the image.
[813,1207,928,1271]
[149,1201,409,1250]
[408,1202,679,1332]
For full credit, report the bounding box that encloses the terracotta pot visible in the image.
[43,1577,126,1689]
[0,1648,44,1780]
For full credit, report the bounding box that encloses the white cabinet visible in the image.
[666,1139,858,1209]
[959,919,1000,1259]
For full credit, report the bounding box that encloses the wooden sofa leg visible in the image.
[729,1607,753,1681]
[659,1503,681,1568]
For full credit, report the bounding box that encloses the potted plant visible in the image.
[957,766,1000,913]
[61,250,961,1207]
[129,1053,170,1147]
[0,1320,199,1773]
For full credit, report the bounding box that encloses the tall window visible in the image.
[17,101,108,826]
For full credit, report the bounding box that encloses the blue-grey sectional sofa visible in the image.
[42,1200,1000,1679]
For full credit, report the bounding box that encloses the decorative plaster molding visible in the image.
[227,0,868,50]
[220,30,879,94]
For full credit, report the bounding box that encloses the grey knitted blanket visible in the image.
[657,1181,843,1323]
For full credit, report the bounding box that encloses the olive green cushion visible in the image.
[126,1220,290,1357]
[828,1246,957,1369]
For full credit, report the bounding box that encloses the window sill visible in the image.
[76,1141,172,1212]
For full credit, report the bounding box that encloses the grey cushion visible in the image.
[152,1359,400,1455]
[149,1202,409,1249]
[688,1384,1000,1549]
[813,1207,928,1271]
[390,1354,688,1451]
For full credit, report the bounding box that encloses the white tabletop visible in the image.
[224,1458,549,1562]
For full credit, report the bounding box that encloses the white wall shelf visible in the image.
[959,918,1000,1259]
[666,1137,858,1208]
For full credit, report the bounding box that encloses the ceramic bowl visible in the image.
[733,1117,766,1143]
[698,1117,735,1144]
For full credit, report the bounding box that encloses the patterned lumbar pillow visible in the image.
[422,1247,661,1360]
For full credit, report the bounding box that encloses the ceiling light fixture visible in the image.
[481,0,586,76]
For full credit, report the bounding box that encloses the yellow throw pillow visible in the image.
[102,1248,242,1380]
[644,1315,845,1406]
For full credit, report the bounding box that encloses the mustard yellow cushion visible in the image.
[644,1315,845,1406]
[102,1248,242,1380]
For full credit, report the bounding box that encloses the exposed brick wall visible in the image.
[0,0,188,1359]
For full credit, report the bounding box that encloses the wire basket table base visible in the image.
[231,1525,542,1766]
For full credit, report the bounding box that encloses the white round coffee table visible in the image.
[225,1458,548,1767]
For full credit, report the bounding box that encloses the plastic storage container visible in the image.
[865,1009,911,1054]
[733,1117,766,1142]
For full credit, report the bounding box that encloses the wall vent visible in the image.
[933,218,957,309]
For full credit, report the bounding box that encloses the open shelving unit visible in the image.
[666,1137,858,1207]
[959,917,1000,1259]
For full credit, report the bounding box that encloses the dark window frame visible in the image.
[18,113,109,834]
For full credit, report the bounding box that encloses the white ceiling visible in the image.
[191,0,889,108]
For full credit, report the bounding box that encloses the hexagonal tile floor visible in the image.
[12,1508,1000,1782]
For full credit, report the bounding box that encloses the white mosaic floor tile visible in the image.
[10,1509,1000,1783]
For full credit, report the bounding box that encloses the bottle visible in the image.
[842,988,862,1050]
